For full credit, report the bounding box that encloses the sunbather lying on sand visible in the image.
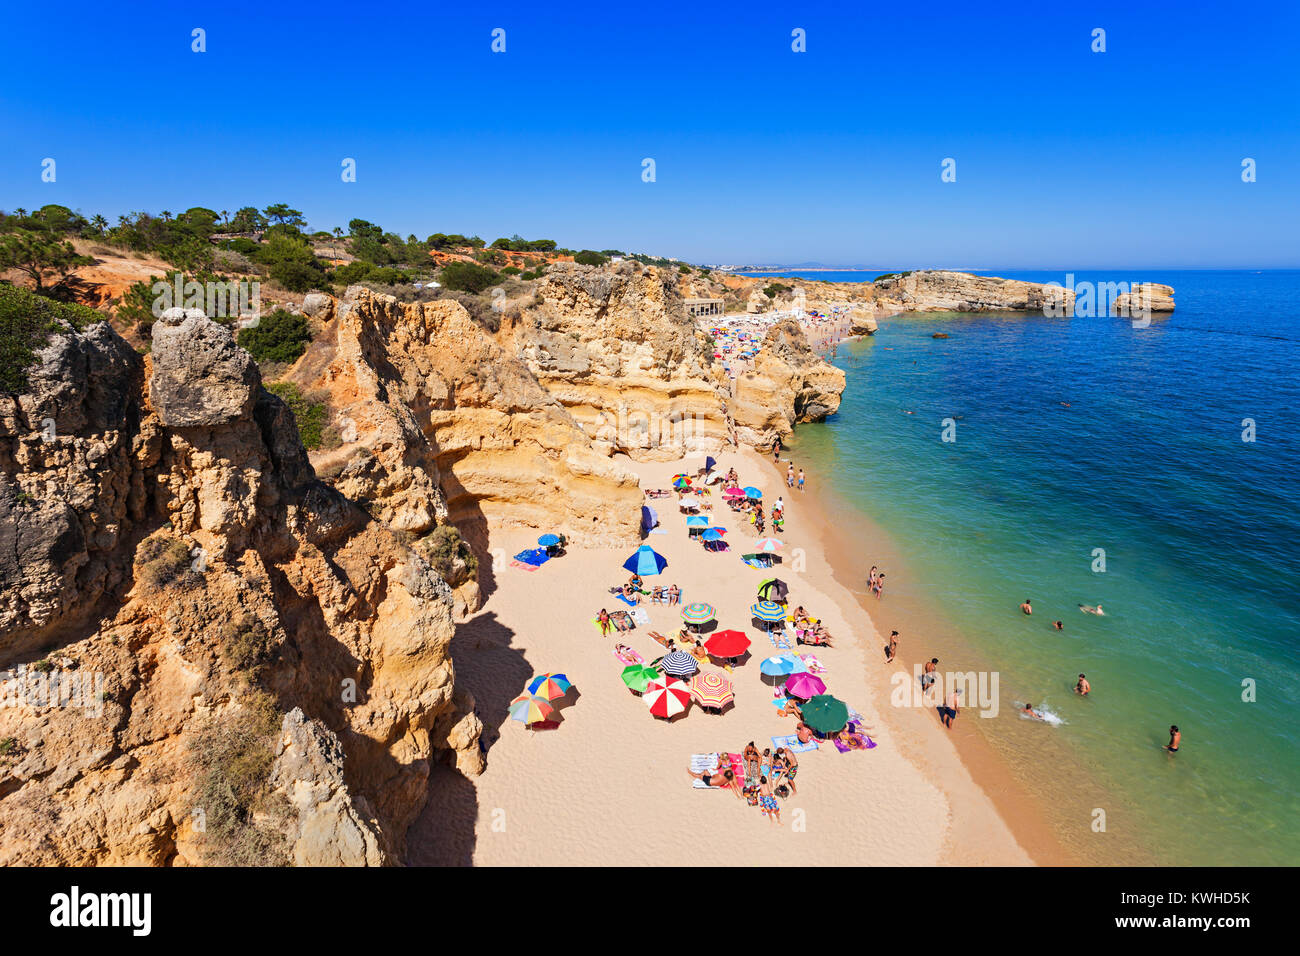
[687,767,742,797]
[649,631,674,649]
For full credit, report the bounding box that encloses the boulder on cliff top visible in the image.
[150,308,260,427]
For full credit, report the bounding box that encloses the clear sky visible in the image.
[2,0,1297,269]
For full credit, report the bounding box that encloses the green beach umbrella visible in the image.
[801,694,850,735]
[621,663,661,693]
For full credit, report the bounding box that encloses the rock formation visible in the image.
[731,319,846,446]
[0,304,481,866]
[1113,282,1176,315]
[871,271,1077,314]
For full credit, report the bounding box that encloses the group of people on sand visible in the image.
[868,565,886,601]
[688,741,800,826]
[782,461,806,493]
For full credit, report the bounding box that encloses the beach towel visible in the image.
[509,560,540,572]
[512,548,550,567]
[772,734,819,753]
[771,696,789,708]
[831,733,876,753]
[742,557,768,570]
[648,528,668,535]
[768,631,792,649]
[613,645,644,665]
[631,608,651,626]
[799,654,826,674]
[615,593,637,607]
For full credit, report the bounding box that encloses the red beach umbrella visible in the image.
[705,629,751,658]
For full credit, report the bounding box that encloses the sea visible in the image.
[755,269,1300,866]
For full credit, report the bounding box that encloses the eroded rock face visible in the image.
[300,287,643,547]
[519,263,731,460]
[732,319,846,446]
[872,271,1077,314]
[0,312,480,866]
[1113,282,1176,314]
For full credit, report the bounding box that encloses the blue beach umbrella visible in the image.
[641,505,658,532]
[686,515,709,528]
[622,545,668,576]
[743,486,762,499]
[751,600,787,622]
[701,528,725,541]
[759,654,806,678]
[538,533,561,547]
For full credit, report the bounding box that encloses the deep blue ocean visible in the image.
[762,269,1300,865]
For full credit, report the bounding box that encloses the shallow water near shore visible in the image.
[781,269,1300,865]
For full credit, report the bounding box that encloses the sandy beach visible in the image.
[412,445,1033,866]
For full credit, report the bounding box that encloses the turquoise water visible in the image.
[777,270,1300,866]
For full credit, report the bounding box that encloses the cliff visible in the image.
[871,270,1077,314]
[731,319,846,446]
[0,305,481,865]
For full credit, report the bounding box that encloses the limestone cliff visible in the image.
[293,287,644,553]
[0,307,481,866]
[731,319,846,446]
[514,263,731,461]
[872,270,1077,314]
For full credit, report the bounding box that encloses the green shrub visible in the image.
[417,524,478,589]
[0,284,99,394]
[266,382,333,450]
[238,309,313,364]
[134,532,195,593]
[573,250,608,266]
[219,613,276,681]
[438,261,503,294]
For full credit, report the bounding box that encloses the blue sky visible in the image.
[2,0,1297,268]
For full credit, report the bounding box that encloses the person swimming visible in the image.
[1079,604,1105,615]
[1022,702,1045,720]
[1075,673,1090,695]
[1020,599,1033,615]
[1053,620,1064,631]
[1166,725,1181,753]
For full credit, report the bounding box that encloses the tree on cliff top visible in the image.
[0,229,94,294]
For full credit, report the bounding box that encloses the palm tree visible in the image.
[160,210,173,222]
[14,208,27,218]
[220,210,229,229]
[332,226,344,260]
[91,214,108,235]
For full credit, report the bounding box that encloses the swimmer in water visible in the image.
[1075,673,1090,695]
[1053,620,1064,631]
[1020,599,1033,615]
[1022,703,1044,720]
[1165,725,1181,753]
[1079,604,1105,615]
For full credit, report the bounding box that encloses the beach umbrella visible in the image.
[621,663,661,693]
[660,649,700,678]
[671,473,692,483]
[680,498,701,511]
[704,456,717,472]
[641,505,658,532]
[755,538,784,553]
[672,476,691,489]
[644,677,692,718]
[758,578,789,602]
[759,654,805,678]
[690,671,734,709]
[705,629,750,658]
[681,602,717,625]
[722,487,745,498]
[751,600,787,623]
[526,672,573,700]
[743,486,763,499]
[537,533,561,547]
[509,694,555,725]
[623,545,668,576]
[686,515,709,528]
[785,672,826,700]
[701,528,725,541]
[801,694,850,734]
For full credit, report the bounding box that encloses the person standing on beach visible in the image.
[798,469,806,492]
[886,630,899,662]
[869,566,878,592]
[1075,674,1090,695]
[758,776,782,825]
[921,658,938,694]
[787,463,795,488]
[874,572,885,600]
[773,437,782,463]
[1165,725,1181,753]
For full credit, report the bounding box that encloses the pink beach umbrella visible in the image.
[785,672,827,700]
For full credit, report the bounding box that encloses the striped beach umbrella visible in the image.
[751,600,787,622]
[644,677,692,718]
[690,671,734,709]
[621,663,661,693]
[759,654,807,677]
[801,694,850,734]
[784,672,826,700]
[509,694,555,725]
[673,476,691,489]
[686,515,709,528]
[681,602,717,625]
[743,486,763,499]
[660,649,700,678]
[526,673,572,700]
[705,629,750,658]
[755,538,784,553]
